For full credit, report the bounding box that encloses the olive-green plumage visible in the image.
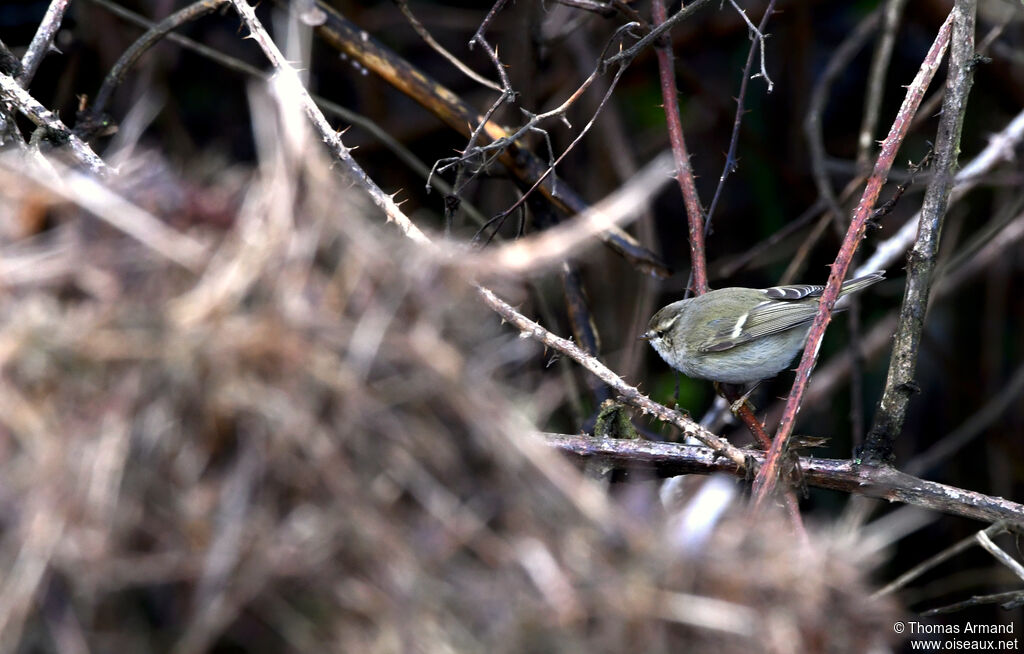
[642,272,885,384]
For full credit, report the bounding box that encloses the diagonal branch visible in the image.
[298,0,670,277]
[0,72,109,175]
[752,8,957,505]
[479,288,749,468]
[227,0,429,245]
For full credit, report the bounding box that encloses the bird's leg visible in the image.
[715,382,771,449]
[723,381,761,416]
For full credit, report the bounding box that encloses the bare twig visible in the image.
[921,591,1024,616]
[88,0,229,127]
[857,0,909,169]
[17,0,70,88]
[300,0,670,276]
[475,151,675,274]
[480,288,750,469]
[468,59,631,237]
[603,0,714,68]
[863,0,976,465]
[976,529,1024,583]
[769,205,1024,427]
[907,13,1011,136]
[725,0,773,92]
[753,9,956,505]
[857,107,1024,277]
[873,522,1012,597]
[0,72,110,175]
[542,434,1024,525]
[705,0,778,230]
[651,0,708,296]
[395,0,501,93]
[227,0,430,245]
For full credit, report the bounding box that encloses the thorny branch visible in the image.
[651,0,708,296]
[705,0,778,230]
[17,0,70,88]
[0,72,109,175]
[227,0,430,245]
[481,289,750,468]
[864,0,977,464]
[542,434,1024,525]
[752,8,957,505]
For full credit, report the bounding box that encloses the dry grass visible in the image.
[0,101,897,653]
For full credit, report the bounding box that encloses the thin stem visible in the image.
[651,0,708,295]
[857,0,909,170]
[705,0,778,231]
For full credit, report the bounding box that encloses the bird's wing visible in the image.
[699,300,819,353]
[698,273,885,353]
[763,283,824,300]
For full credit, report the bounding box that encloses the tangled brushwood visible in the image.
[0,113,896,652]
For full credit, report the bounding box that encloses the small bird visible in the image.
[641,271,885,385]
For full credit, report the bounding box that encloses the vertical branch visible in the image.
[705,0,777,229]
[863,0,977,465]
[752,10,956,505]
[651,0,708,295]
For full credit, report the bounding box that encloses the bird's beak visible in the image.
[638,330,656,341]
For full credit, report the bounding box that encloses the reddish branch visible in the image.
[752,9,956,505]
[651,0,708,295]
